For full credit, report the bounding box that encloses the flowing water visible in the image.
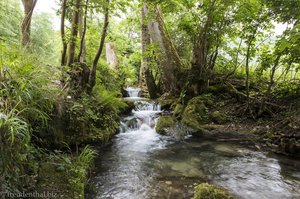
[89,88,300,199]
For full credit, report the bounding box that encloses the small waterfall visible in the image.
[121,87,162,133]
[125,87,141,98]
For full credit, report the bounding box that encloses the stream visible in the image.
[88,88,300,199]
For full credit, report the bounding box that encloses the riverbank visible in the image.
[156,80,300,158]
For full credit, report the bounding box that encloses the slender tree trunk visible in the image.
[190,0,216,95]
[245,41,251,107]
[106,42,118,70]
[226,38,243,79]
[258,54,281,116]
[77,0,88,63]
[61,0,67,66]
[141,3,157,99]
[66,0,81,66]
[89,0,109,92]
[245,26,258,110]
[266,55,281,97]
[21,0,37,48]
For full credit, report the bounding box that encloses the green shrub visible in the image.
[37,146,96,199]
[63,91,126,144]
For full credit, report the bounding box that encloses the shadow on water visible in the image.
[86,88,300,199]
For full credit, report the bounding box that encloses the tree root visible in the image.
[225,82,284,118]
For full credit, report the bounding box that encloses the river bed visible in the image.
[88,89,300,199]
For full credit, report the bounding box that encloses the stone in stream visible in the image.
[194,183,234,199]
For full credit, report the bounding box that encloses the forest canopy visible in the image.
[0,0,299,197]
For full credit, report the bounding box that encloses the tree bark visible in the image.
[144,3,181,94]
[89,0,109,92]
[141,3,157,99]
[258,54,281,116]
[245,25,258,109]
[77,0,88,63]
[106,42,118,70]
[66,0,81,66]
[190,0,217,95]
[61,0,67,66]
[21,0,37,48]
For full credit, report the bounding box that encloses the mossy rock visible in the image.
[181,96,208,133]
[173,103,184,118]
[156,116,176,134]
[121,100,135,114]
[211,111,228,124]
[194,183,234,199]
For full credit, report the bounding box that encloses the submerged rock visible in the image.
[121,100,135,115]
[194,183,234,199]
[156,116,176,134]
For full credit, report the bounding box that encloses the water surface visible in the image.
[89,91,300,199]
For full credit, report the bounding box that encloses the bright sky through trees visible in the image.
[32,0,286,34]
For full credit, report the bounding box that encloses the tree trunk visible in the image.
[61,0,67,66]
[141,4,157,99]
[144,3,181,94]
[190,0,217,95]
[66,0,81,66]
[106,42,118,70]
[258,54,281,116]
[245,26,258,109]
[89,0,109,93]
[77,0,88,63]
[21,0,37,48]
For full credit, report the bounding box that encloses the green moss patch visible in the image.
[156,116,176,134]
[211,111,228,124]
[194,183,234,199]
[181,96,208,133]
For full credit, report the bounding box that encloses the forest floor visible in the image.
[201,91,300,157]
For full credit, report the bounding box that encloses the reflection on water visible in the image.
[90,133,300,199]
[89,94,300,199]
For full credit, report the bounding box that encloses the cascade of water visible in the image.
[120,88,162,133]
[125,87,141,98]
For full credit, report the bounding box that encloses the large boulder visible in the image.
[156,116,176,134]
[181,97,208,134]
[173,103,184,118]
[194,183,234,199]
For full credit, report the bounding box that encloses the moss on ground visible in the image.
[211,111,228,124]
[194,183,234,199]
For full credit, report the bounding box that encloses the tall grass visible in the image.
[0,110,31,192]
[0,40,58,192]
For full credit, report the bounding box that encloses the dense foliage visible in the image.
[0,0,299,197]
